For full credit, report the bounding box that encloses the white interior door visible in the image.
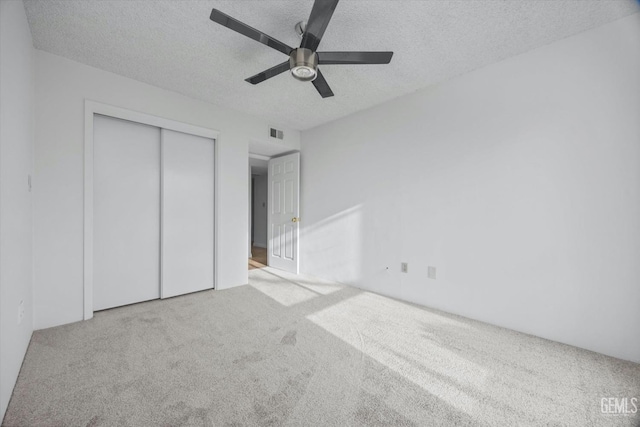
[93,115,161,310]
[161,129,215,298]
[268,152,300,273]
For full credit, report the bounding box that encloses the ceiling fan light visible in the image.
[289,48,318,82]
[291,65,317,81]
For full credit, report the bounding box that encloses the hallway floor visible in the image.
[249,246,267,270]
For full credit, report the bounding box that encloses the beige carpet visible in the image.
[3,267,639,426]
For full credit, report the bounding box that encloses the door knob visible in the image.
[292,217,300,223]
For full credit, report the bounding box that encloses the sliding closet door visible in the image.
[93,115,161,311]
[161,129,215,298]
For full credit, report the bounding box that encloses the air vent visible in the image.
[269,127,284,140]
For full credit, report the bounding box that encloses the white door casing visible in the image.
[161,129,215,298]
[84,101,219,320]
[93,115,161,311]
[268,152,300,273]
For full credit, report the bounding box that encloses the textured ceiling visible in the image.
[24,0,638,130]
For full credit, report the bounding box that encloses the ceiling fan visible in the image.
[209,0,393,98]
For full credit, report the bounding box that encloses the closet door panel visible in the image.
[93,115,161,311]
[161,129,215,298]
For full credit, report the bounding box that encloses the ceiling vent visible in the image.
[269,127,284,140]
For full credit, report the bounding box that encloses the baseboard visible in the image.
[253,243,267,249]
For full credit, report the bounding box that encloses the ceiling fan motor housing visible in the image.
[289,48,318,82]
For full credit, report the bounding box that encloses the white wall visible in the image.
[252,174,268,247]
[33,50,300,329]
[0,0,35,419]
[300,15,640,362]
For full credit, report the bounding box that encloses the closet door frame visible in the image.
[83,100,219,320]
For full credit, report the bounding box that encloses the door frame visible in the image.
[83,100,219,320]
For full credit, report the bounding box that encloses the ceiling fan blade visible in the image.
[210,9,293,56]
[317,51,393,65]
[245,61,290,85]
[312,69,334,98]
[300,0,339,52]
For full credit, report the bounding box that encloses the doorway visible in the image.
[249,156,269,270]
[248,147,301,274]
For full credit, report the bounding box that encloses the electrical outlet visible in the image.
[401,262,408,273]
[18,300,24,324]
[428,266,436,280]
